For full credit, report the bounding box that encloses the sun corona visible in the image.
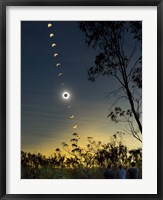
[62,92,70,100]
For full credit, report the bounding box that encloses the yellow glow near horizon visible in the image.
[22,120,141,157]
[22,132,142,157]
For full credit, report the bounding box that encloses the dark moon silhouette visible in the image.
[64,93,68,97]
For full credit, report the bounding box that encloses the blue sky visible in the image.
[21,21,141,155]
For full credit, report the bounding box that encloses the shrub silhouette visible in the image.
[21,133,142,179]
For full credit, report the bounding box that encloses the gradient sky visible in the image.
[21,21,141,156]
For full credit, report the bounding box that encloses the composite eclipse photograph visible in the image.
[21,21,142,179]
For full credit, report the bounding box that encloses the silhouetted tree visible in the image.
[21,133,142,179]
[79,21,142,142]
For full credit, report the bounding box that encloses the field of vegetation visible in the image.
[21,133,142,179]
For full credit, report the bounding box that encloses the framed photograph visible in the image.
[0,0,162,199]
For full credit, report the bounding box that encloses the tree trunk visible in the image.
[125,84,142,133]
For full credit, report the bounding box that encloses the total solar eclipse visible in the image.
[62,92,70,100]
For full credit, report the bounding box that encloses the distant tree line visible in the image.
[21,133,142,179]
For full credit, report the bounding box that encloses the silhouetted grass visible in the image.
[21,133,142,179]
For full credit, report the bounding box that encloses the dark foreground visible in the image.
[21,167,142,179]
